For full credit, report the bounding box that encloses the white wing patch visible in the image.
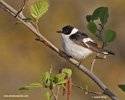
[83,38,95,48]
[103,52,108,55]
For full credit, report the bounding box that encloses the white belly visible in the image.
[62,35,93,60]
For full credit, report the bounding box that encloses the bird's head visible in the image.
[57,25,75,35]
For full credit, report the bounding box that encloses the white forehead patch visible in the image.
[70,28,78,35]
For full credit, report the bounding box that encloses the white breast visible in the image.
[61,34,94,60]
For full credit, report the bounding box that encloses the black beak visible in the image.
[57,30,63,33]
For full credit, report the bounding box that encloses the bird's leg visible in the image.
[76,59,84,68]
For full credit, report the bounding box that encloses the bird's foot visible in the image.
[59,50,72,59]
[76,62,82,68]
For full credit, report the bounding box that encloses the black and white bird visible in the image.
[57,25,115,60]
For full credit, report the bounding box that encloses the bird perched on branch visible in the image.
[57,25,114,60]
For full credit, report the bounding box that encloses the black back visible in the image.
[70,31,89,41]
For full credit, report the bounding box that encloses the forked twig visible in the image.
[51,89,57,100]
[72,83,104,95]
[90,53,104,72]
[15,0,27,17]
[90,24,106,72]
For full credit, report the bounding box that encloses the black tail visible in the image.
[107,51,115,55]
[100,49,115,55]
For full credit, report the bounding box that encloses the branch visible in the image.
[0,0,119,100]
[72,83,104,95]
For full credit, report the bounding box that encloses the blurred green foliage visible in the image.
[19,66,72,100]
[19,83,42,93]
[118,84,125,92]
[86,7,116,44]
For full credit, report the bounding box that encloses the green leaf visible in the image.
[41,72,49,86]
[19,83,42,93]
[118,84,125,92]
[63,68,72,77]
[50,74,56,82]
[55,74,65,83]
[30,1,49,20]
[58,84,66,89]
[100,7,109,25]
[103,29,116,43]
[92,7,105,20]
[86,15,92,22]
[49,74,66,89]
[56,79,67,85]
[87,22,97,34]
[92,7,109,25]
[54,74,67,87]
[45,92,53,100]
[16,18,33,24]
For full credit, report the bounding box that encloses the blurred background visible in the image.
[0,0,125,100]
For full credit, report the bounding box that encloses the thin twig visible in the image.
[98,24,106,49]
[34,23,51,48]
[0,1,119,100]
[90,24,106,72]
[97,24,107,49]
[15,0,27,17]
[34,23,40,34]
[51,89,57,100]
[56,86,60,100]
[90,54,99,72]
[90,54,104,72]
[72,83,104,95]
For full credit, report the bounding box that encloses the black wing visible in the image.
[70,31,88,41]
[69,31,104,53]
